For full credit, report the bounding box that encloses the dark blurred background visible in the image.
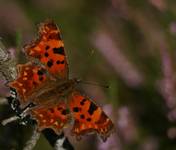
[0,0,176,150]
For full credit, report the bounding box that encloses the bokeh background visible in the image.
[0,0,176,150]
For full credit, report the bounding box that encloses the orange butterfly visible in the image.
[8,20,114,141]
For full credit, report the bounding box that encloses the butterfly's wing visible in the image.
[69,91,114,141]
[30,101,71,134]
[7,63,47,105]
[24,20,68,79]
[7,62,70,133]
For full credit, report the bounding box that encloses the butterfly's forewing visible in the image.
[69,91,114,141]
[8,63,47,105]
[24,20,68,79]
[30,101,70,133]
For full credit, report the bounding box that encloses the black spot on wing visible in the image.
[53,47,64,55]
[45,45,50,50]
[37,68,46,76]
[86,118,91,122]
[44,52,49,57]
[56,60,60,64]
[56,60,65,64]
[73,107,81,112]
[88,102,98,115]
[60,60,65,64]
[37,70,44,76]
[47,59,53,67]
[80,98,87,106]
[80,114,85,119]
[61,109,67,115]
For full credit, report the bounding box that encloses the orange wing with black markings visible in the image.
[7,19,114,142]
[8,63,47,105]
[69,91,114,141]
[30,101,71,134]
[24,20,68,79]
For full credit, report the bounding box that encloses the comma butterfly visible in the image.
[7,20,114,141]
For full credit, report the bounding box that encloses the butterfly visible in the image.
[7,20,114,141]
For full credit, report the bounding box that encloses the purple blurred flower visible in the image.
[158,48,176,110]
[92,30,143,87]
[117,106,138,143]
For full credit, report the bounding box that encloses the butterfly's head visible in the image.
[69,78,85,89]
[70,78,81,85]
[73,78,81,83]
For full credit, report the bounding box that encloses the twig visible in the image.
[0,40,17,81]
[23,126,41,150]
[1,115,19,125]
[42,129,74,150]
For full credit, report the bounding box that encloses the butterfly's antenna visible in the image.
[77,79,109,89]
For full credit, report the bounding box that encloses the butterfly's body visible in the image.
[27,78,77,107]
[8,20,114,141]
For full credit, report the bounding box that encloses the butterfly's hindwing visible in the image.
[69,91,113,141]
